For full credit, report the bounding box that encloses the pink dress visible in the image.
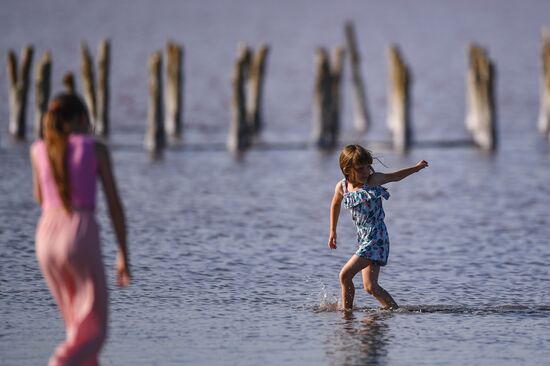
[32,134,107,366]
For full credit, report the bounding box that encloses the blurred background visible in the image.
[1,0,547,145]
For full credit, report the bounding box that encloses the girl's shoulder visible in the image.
[30,138,44,151]
[337,178,347,195]
[339,179,368,195]
[69,134,107,155]
[30,139,45,160]
[93,138,109,155]
[69,133,96,145]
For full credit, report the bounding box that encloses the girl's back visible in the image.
[32,134,97,211]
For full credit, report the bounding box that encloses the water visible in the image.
[1,1,550,365]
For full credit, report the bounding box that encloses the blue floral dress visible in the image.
[342,179,391,266]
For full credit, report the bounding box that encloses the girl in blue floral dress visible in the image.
[328,145,428,310]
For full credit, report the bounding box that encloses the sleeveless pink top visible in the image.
[32,134,98,211]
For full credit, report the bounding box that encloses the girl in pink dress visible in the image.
[30,94,130,366]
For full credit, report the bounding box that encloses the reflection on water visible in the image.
[326,312,391,366]
[322,304,550,366]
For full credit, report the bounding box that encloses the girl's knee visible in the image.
[339,269,352,285]
[363,282,379,295]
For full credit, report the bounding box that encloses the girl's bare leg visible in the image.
[339,255,371,311]
[362,264,399,309]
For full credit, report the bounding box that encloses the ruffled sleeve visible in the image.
[343,185,390,209]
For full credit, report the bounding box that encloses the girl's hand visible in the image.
[116,253,131,287]
[328,233,337,249]
[415,160,428,171]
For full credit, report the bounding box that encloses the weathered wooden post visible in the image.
[96,39,110,137]
[228,43,251,153]
[34,51,51,139]
[165,41,183,141]
[80,41,97,132]
[79,39,110,136]
[538,29,550,139]
[328,47,345,148]
[7,46,34,140]
[247,43,269,138]
[344,21,369,133]
[145,52,165,156]
[465,43,497,151]
[313,47,332,148]
[465,45,482,135]
[387,45,411,153]
[63,72,76,94]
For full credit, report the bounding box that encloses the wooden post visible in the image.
[465,45,481,135]
[165,41,183,140]
[228,43,251,153]
[63,72,76,94]
[466,43,497,151]
[466,44,480,141]
[145,52,165,156]
[387,45,411,153]
[34,51,52,139]
[96,39,110,137]
[7,46,34,140]
[247,43,269,137]
[80,42,97,132]
[327,47,345,148]
[344,21,369,133]
[539,29,550,139]
[313,47,332,148]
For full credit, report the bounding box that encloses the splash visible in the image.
[303,276,340,311]
[316,282,340,312]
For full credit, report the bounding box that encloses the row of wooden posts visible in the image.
[7,41,112,140]
[144,42,184,153]
[5,23,550,154]
[311,24,412,151]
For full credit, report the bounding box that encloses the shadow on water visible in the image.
[325,311,392,366]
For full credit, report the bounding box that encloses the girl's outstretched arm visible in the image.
[368,160,428,186]
[328,181,344,249]
[96,140,131,287]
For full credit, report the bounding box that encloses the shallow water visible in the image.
[2,1,550,365]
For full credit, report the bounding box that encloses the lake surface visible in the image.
[1,1,550,365]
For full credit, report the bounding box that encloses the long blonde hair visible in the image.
[42,94,89,213]
[339,144,374,184]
